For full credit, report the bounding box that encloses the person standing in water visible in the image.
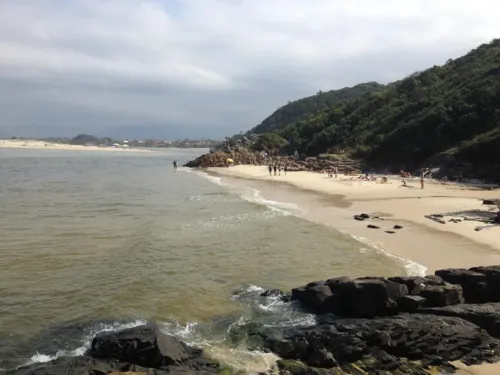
[173,160,178,169]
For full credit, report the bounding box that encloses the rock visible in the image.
[353,215,366,221]
[388,276,444,295]
[333,278,408,318]
[291,284,333,313]
[435,268,489,303]
[263,314,500,374]
[470,266,500,302]
[419,284,464,307]
[260,289,285,298]
[367,224,379,229]
[420,303,500,338]
[90,323,217,370]
[385,230,396,234]
[397,295,427,312]
[393,225,403,229]
[359,213,370,219]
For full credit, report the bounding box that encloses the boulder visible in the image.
[470,266,500,302]
[90,323,216,370]
[397,295,427,312]
[291,284,332,314]
[10,356,121,375]
[418,284,464,307]
[333,278,408,318]
[435,268,489,303]
[388,275,444,295]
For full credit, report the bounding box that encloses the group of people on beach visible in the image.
[268,163,287,176]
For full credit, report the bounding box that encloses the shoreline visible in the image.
[0,139,151,152]
[207,165,500,274]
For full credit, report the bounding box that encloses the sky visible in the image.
[1,0,500,139]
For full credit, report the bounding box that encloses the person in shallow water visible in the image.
[173,160,178,169]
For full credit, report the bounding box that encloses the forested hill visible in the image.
[251,39,500,180]
[250,82,385,134]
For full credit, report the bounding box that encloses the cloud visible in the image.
[0,0,499,138]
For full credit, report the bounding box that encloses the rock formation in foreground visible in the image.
[9,323,221,375]
[10,266,500,375]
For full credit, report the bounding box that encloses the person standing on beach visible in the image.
[278,164,282,176]
[420,170,425,189]
[334,166,338,178]
[273,164,277,176]
[284,164,288,175]
[268,164,272,176]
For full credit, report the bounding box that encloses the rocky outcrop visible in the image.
[253,265,500,374]
[184,151,364,174]
[261,315,499,375]
[10,323,220,375]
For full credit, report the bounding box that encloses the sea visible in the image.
[0,148,425,373]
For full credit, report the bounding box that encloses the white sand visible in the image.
[0,139,150,152]
[209,165,500,375]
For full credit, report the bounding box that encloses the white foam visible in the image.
[178,167,223,186]
[351,234,427,276]
[24,319,147,366]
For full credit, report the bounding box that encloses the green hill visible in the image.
[254,39,500,180]
[250,82,386,134]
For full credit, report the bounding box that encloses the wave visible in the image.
[351,234,427,276]
[23,320,147,366]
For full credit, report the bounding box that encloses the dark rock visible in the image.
[367,224,379,229]
[263,314,500,374]
[397,295,427,312]
[291,285,332,313]
[470,266,500,302]
[359,213,370,219]
[260,289,284,298]
[324,276,351,293]
[420,303,500,338]
[393,225,403,229]
[353,215,366,221]
[385,230,396,234]
[388,276,444,295]
[276,360,333,375]
[419,284,464,307]
[435,268,489,303]
[90,323,216,370]
[333,278,408,318]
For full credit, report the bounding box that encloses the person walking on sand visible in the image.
[420,170,425,189]
[268,164,272,176]
[284,164,288,175]
[334,166,338,178]
[273,164,277,176]
[278,164,282,176]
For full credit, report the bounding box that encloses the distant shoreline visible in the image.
[0,139,152,152]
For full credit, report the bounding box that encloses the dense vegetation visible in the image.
[250,82,385,134]
[248,39,500,178]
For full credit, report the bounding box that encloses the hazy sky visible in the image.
[1,0,500,138]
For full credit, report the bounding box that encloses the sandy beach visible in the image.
[208,165,500,374]
[0,139,150,152]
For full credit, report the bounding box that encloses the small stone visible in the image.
[393,225,403,229]
[385,230,396,234]
[367,224,379,229]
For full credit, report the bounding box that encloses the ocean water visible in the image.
[0,148,415,373]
